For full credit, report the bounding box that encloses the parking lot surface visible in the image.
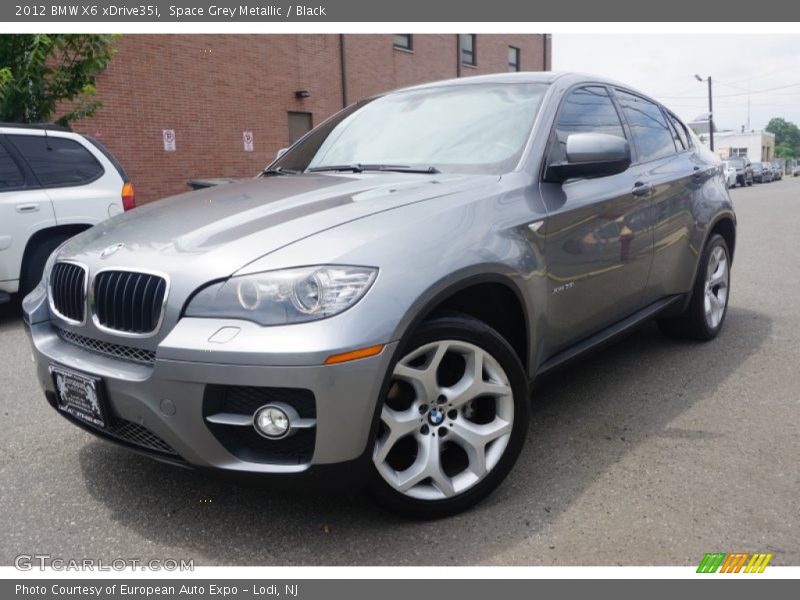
[1,178,798,566]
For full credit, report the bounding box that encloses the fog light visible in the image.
[253,405,291,439]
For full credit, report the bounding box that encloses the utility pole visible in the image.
[707,76,714,152]
[695,74,714,151]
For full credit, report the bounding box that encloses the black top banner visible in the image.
[3,0,798,22]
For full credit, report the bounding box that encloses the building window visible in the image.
[508,46,520,72]
[731,147,748,157]
[288,112,313,144]
[393,34,413,51]
[460,34,476,66]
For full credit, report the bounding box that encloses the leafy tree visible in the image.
[0,34,117,127]
[765,117,800,158]
[776,142,796,160]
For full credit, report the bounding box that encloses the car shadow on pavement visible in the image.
[77,305,771,565]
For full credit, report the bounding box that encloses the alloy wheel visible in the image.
[373,340,514,501]
[704,245,729,329]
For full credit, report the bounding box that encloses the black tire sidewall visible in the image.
[367,314,530,519]
[19,235,71,298]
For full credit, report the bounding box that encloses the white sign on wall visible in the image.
[162,129,176,152]
[243,131,254,152]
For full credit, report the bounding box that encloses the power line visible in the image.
[656,81,800,100]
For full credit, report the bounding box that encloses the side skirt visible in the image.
[533,294,684,380]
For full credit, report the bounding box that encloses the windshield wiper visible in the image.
[307,163,440,174]
[262,166,300,176]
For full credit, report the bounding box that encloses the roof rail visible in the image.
[0,122,72,132]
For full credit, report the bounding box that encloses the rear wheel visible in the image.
[368,314,529,518]
[658,233,730,341]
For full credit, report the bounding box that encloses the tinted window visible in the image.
[551,86,625,163]
[508,46,520,72]
[616,91,677,162]
[460,34,476,65]
[8,135,103,186]
[393,34,412,50]
[668,114,690,150]
[0,144,25,190]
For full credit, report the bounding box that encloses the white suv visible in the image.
[0,123,134,303]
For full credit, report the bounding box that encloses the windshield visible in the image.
[272,83,548,175]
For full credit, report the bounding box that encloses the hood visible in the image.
[60,172,498,279]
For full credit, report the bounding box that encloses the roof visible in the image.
[0,122,71,132]
[390,71,656,104]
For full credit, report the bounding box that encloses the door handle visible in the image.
[632,181,652,197]
[15,203,40,213]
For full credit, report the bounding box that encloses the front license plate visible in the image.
[50,365,110,429]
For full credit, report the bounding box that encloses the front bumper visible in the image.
[26,319,396,475]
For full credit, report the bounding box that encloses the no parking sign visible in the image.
[162,129,176,152]
[243,131,254,152]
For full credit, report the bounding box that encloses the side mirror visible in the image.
[275,147,288,160]
[546,133,631,183]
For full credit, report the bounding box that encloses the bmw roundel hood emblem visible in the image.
[100,242,124,259]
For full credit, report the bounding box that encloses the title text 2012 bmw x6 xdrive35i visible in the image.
[23,73,736,517]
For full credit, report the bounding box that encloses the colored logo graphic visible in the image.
[697,552,773,573]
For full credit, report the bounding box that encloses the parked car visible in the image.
[23,73,736,517]
[764,162,775,182]
[727,156,753,186]
[0,123,134,305]
[751,162,771,183]
[721,160,738,188]
[772,162,783,180]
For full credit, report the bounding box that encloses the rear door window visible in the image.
[0,143,25,190]
[615,91,677,162]
[667,113,690,150]
[7,135,104,187]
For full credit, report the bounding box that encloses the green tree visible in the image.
[0,34,117,127]
[765,117,800,158]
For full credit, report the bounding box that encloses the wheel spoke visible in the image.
[450,418,511,477]
[393,342,449,403]
[447,348,512,408]
[374,406,420,464]
[424,434,455,497]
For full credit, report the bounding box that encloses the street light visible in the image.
[695,74,714,151]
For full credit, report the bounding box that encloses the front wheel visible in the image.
[368,314,529,518]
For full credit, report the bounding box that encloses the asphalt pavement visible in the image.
[1,177,798,566]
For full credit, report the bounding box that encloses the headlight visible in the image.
[184,265,378,325]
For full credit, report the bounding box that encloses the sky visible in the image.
[553,35,800,133]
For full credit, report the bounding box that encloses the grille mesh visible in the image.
[50,263,86,322]
[57,327,156,366]
[93,270,167,334]
[109,418,177,455]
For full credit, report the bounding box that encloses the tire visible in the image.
[368,313,529,518]
[18,234,72,298]
[657,233,731,341]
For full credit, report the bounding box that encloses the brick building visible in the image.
[71,34,551,203]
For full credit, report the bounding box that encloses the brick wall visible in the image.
[71,33,549,204]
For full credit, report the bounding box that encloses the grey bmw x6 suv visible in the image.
[24,72,735,517]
